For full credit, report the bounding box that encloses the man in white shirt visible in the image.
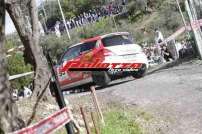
[154,28,166,63]
[155,28,164,45]
[54,21,61,38]
[23,86,32,98]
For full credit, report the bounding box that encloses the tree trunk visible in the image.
[0,1,25,133]
[6,0,51,99]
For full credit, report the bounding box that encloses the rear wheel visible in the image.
[92,71,111,87]
[132,64,147,79]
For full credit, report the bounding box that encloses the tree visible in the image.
[0,0,24,132]
[5,0,51,99]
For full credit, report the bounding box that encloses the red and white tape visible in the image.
[160,19,202,45]
[12,107,71,134]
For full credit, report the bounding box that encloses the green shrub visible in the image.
[79,18,115,39]
[5,36,33,90]
[128,0,147,22]
[40,34,80,61]
[8,53,33,90]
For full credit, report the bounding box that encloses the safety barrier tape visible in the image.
[12,107,71,134]
[159,19,202,45]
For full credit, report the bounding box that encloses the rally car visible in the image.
[55,32,148,90]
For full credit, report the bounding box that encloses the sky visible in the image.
[5,0,43,35]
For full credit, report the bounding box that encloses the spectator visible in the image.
[54,21,61,37]
[66,20,71,29]
[154,28,165,63]
[24,86,32,98]
[122,0,126,6]
[12,89,18,101]
[18,86,25,99]
[108,2,113,15]
[175,40,183,58]
[161,45,173,62]
[154,28,164,45]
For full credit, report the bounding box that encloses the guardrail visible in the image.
[9,72,34,80]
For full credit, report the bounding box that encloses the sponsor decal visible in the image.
[60,58,142,72]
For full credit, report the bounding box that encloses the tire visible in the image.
[132,64,147,79]
[92,71,111,87]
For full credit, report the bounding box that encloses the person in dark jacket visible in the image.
[161,45,173,62]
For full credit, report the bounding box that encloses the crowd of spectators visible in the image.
[143,29,195,66]
[51,2,125,35]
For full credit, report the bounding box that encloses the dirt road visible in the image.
[104,60,202,134]
[67,59,202,134]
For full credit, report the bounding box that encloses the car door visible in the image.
[57,45,84,89]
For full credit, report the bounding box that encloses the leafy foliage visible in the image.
[40,34,79,61]
[127,0,147,22]
[79,18,115,39]
[5,38,33,90]
[7,53,33,90]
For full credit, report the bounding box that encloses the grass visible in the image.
[99,109,142,134]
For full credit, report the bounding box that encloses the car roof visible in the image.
[100,32,130,38]
[69,32,130,48]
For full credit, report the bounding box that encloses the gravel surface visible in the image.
[100,60,202,134]
[67,59,202,134]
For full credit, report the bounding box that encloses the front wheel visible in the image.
[92,71,111,87]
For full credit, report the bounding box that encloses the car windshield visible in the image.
[102,35,133,47]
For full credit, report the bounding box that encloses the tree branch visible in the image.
[30,0,39,38]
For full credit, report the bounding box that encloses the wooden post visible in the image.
[80,107,91,134]
[91,112,100,134]
[90,86,105,125]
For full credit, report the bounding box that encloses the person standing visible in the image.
[108,2,113,15]
[54,21,61,38]
[122,0,126,5]
[66,20,71,29]
[154,28,165,63]
[154,28,164,45]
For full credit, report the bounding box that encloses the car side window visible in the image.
[80,41,97,53]
[60,45,81,64]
